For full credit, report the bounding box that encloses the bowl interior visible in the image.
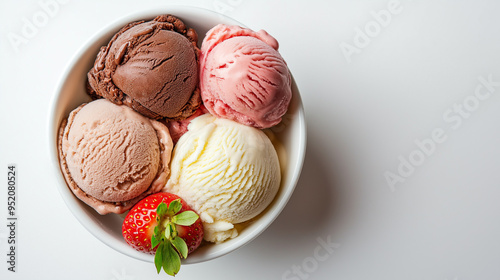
[48,6,306,264]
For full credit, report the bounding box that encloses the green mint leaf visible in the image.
[172,211,199,226]
[154,242,164,274]
[156,202,168,217]
[167,199,182,216]
[162,240,181,276]
[171,236,189,259]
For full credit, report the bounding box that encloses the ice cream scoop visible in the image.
[163,114,281,243]
[163,104,208,144]
[199,24,292,129]
[58,99,173,214]
[87,14,201,120]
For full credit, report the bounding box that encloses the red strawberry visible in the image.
[122,192,203,276]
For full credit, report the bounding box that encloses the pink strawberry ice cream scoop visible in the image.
[199,24,292,129]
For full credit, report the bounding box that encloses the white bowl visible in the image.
[48,6,306,264]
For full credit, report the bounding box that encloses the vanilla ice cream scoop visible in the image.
[164,114,281,242]
[58,99,173,214]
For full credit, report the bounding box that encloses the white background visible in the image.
[2,0,500,279]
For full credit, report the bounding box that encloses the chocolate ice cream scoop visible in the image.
[87,15,201,120]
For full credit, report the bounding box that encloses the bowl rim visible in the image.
[47,5,307,265]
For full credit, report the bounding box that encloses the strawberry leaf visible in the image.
[154,242,164,274]
[156,202,168,218]
[154,225,161,239]
[151,233,160,249]
[167,199,182,216]
[172,211,199,226]
[169,222,176,236]
[162,240,181,276]
[171,236,189,259]
[164,222,172,239]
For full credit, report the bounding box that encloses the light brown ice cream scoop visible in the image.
[58,99,173,214]
[87,14,200,121]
